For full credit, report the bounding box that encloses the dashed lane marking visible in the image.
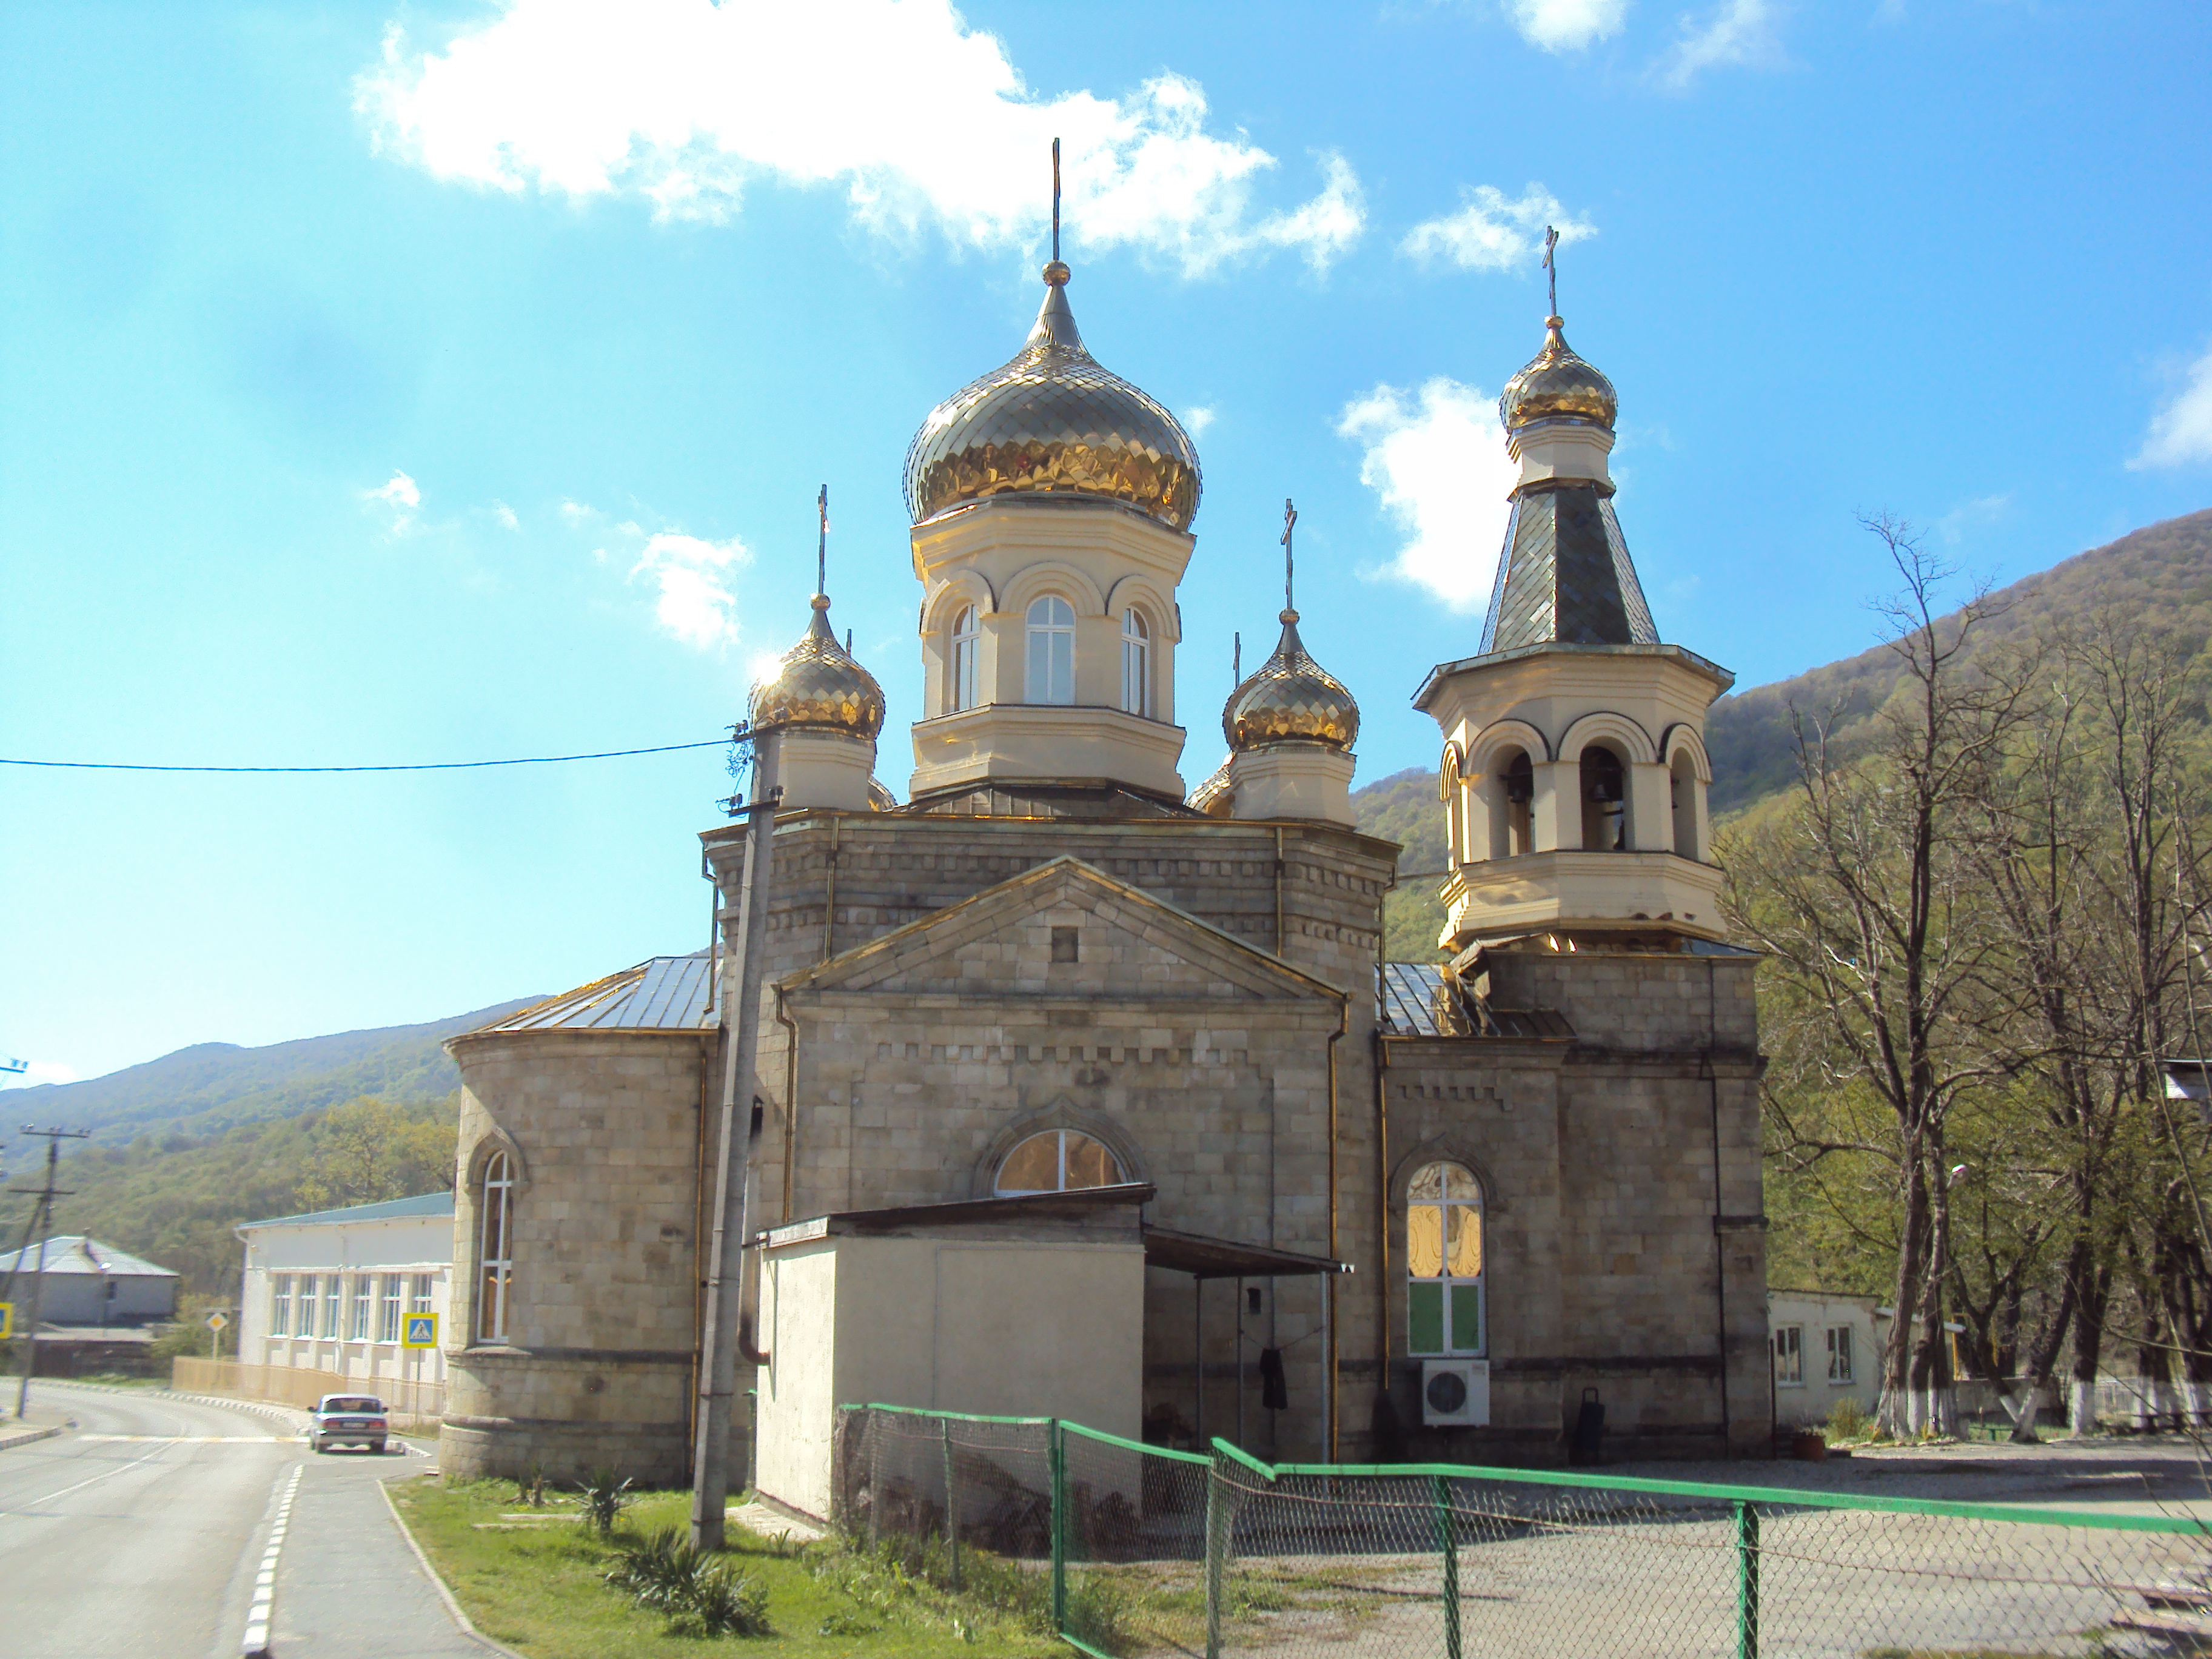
[1,1441,176,1513]
[79,1434,300,1443]
[241,1463,302,1658]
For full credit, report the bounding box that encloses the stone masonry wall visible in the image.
[442,1030,711,1484]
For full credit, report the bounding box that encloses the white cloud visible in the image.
[1183,406,1216,436]
[1653,0,1785,88]
[357,0,1365,276]
[361,469,421,531]
[2131,346,2212,470]
[1402,184,1595,275]
[492,501,520,529]
[1338,378,1521,612]
[1936,492,2012,545]
[626,530,750,649]
[1506,0,1631,52]
[559,498,594,523]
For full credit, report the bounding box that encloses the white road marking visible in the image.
[2,1441,175,1513]
[78,1434,300,1443]
[241,1463,303,1658]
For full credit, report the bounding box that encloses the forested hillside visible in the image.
[1352,507,2212,957]
[2,996,538,1153]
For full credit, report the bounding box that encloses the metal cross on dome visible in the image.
[1543,224,1560,318]
[816,484,829,597]
[1280,498,1298,612]
[1051,137,1061,265]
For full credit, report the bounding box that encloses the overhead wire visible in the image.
[0,740,729,775]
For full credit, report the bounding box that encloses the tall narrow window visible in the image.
[478,1151,515,1343]
[270,1275,292,1338]
[1774,1326,1805,1386]
[1025,596,1075,705]
[1406,1161,1485,1356]
[1581,746,1627,851]
[1826,1324,1854,1384]
[379,1275,403,1343]
[1503,752,1535,856]
[297,1275,318,1338]
[1670,750,1700,860]
[950,604,980,712]
[994,1130,1124,1196]
[1119,609,1150,717]
[350,1276,372,1341]
[322,1275,341,1341]
[409,1273,435,1314]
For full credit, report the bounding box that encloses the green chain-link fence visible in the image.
[834,1403,2212,1658]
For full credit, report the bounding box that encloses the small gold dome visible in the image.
[1224,611,1359,753]
[1498,315,1617,432]
[750,595,885,739]
[903,265,1202,530]
[1186,754,1235,817]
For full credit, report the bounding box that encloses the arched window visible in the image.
[1025,596,1075,705]
[477,1151,515,1343]
[994,1130,1124,1196]
[1581,746,1627,851]
[1670,749,1700,860]
[1120,609,1150,717]
[1503,751,1535,857]
[950,605,980,712]
[1407,1161,1484,1356]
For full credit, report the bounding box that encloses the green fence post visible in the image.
[940,1416,960,1591]
[1736,1500,1760,1659]
[1203,1453,1226,1659]
[1050,1418,1068,1636]
[1433,1474,1463,1659]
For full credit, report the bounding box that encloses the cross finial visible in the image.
[1542,224,1560,320]
[1233,630,1241,682]
[1051,137,1061,266]
[816,484,829,598]
[1279,498,1298,612]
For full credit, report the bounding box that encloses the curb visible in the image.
[378,1475,532,1659]
[0,1423,67,1452]
[29,1378,313,1434]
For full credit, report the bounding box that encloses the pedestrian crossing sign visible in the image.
[0,1302,12,1339]
[402,1313,439,1349]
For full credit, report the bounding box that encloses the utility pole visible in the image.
[5,1126,87,1420]
[690,727,783,1552]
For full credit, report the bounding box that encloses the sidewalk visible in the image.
[272,1458,498,1659]
[0,1399,74,1452]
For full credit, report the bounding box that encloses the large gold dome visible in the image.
[1224,610,1359,754]
[1498,315,1618,432]
[903,266,1202,530]
[750,595,885,739]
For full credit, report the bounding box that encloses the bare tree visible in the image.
[1725,515,2029,1436]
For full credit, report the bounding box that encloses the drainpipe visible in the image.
[776,990,800,1226]
[1326,992,1347,1460]
[1705,958,1732,1458]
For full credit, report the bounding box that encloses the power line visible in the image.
[0,740,730,776]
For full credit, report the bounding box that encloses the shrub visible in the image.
[1826,1395,1872,1441]
[575,1468,634,1537]
[606,1526,771,1637]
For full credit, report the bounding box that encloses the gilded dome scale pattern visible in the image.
[1224,609,1360,753]
[750,594,886,739]
[903,267,1202,530]
[1498,315,1618,432]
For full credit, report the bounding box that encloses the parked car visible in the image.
[312,1394,389,1454]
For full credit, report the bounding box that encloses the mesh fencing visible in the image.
[836,1404,2212,1659]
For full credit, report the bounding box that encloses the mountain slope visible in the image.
[2,997,541,1155]
[1353,506,2212,948]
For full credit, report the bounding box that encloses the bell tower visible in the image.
[1416,293,1732,955]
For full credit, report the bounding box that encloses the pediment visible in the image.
[779,857,1338,1005]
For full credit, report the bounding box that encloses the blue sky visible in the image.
[5,0,2211,1090]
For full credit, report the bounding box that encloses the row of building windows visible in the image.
[1774,1323,1855,1385]
[269,1270,435,1342]
[1450,744,1705,861]
[464,1136,1487,1359]
[946,602,1151,717]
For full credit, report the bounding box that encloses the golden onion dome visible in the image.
[903,264,1202,531]
[865,777,899,812]
[749,594,885,740]
[1498,315,1618,432]
[1186,754,1235,817]
[1223,610,1359,754]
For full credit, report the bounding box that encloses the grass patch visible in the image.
[388,1477,1064,1657]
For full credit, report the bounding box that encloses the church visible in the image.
[435,247,1772,1494]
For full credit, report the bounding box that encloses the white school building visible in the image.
[235,1191,455,1409]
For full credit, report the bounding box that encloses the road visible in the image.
[0,1382,484,1659]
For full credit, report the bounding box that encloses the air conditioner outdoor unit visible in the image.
[1421,1359,1490,1427]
